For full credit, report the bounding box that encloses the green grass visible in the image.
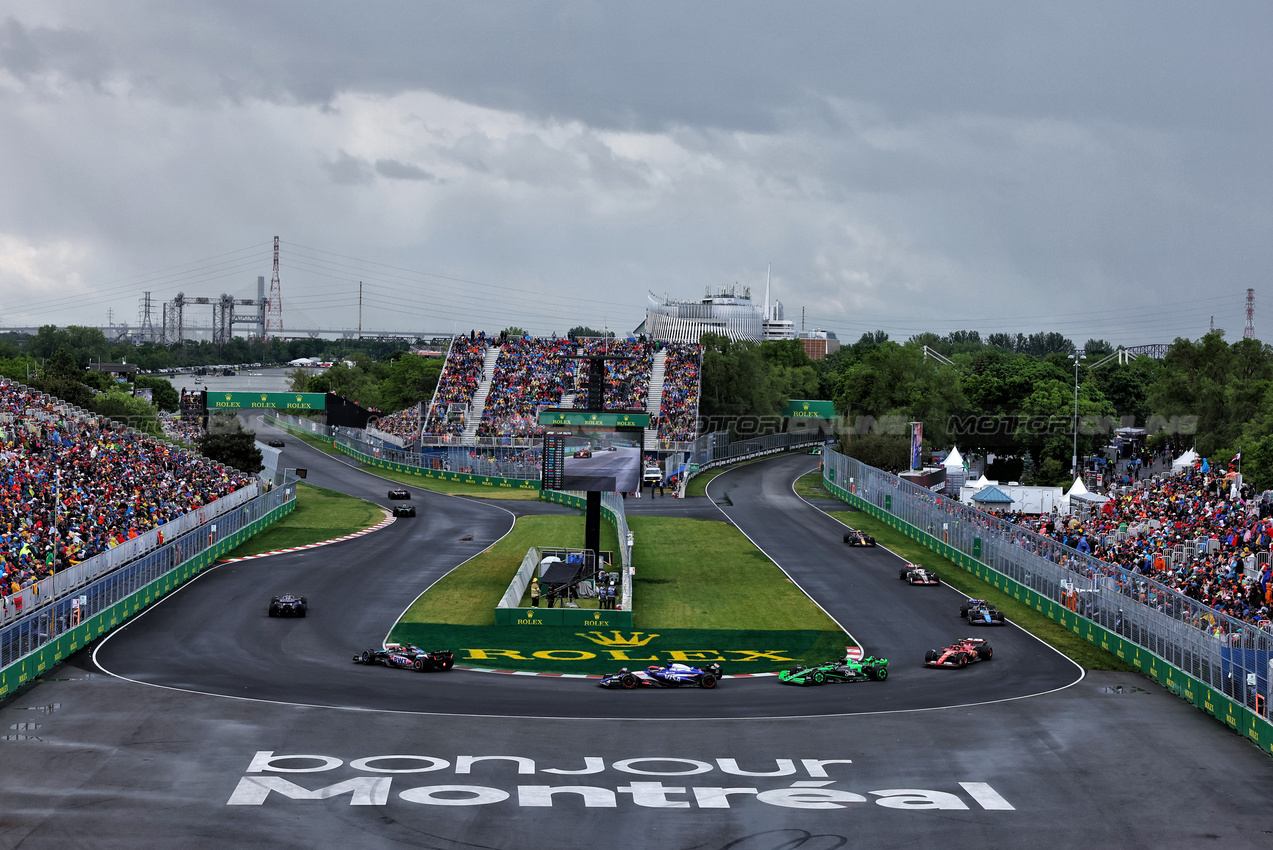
[794,470,836,500]
[391,513,850,673]
[221,482,385,558]
[629,516,842,632]
[400,515,620,625]
[826,509,1138,672]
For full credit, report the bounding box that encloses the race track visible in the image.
[4,429,1273,849]
[92,435,1080,719]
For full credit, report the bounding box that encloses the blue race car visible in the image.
[960,598,1006,625]
[599,662,722,689]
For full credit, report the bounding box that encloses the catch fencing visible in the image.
[0,477,297,696]
[821,448,1273,753]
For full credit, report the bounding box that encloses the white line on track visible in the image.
[91,443,1083,721]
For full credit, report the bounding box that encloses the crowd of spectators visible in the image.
[1,379,254,608]
[160,412,205,444]
[1018,458,1272,631]
[655,342,702,441]
[422,334,490,437]
[478,337,578,438]
[409,333,703,443]
[374,405,422,442]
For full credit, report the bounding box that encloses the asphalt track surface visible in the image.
[90,440,1080,719]
[4,425,1273,848]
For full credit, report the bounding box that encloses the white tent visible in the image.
[1066,477,1089,497]
[974,474,993,488]
[1172,449,1198,471]
[943,447,965,469]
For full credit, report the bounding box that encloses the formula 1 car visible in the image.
[779,653,889,685]
[900,564,941,585]
[268,593,307,617]
[598,662,722,689]
[267,438,285,448]
[575,447,592,459]
[353,643,455,671]
[924,637,993,668]
[387,488,411,500]
[843,529,877,547]
[960,599,1006,625]
[392,504,416,517]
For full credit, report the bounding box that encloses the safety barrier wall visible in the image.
[0,483,297,697]
[821,448,1273,756]
[332,436,541,491]
[0,481,263,627]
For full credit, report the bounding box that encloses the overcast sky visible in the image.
[1,2,1269,346]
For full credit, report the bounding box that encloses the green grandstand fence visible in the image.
[820,450,1273,758]
[0,498,295,698]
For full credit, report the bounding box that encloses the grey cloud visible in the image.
[321,150,374,185]
[374,159,437,182]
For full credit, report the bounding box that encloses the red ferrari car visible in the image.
[923,637,993,668]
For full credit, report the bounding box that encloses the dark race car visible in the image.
[267,438,285,448]
[960,598,1006,625]
[924,637,993,668]
[387,488,411,500]
[353,643,455,671]
[392,504,416,517]
[268,594,307,617]
[598,662,722,689]
[900,564,941,585]
[843,529,876,547]
[779,653,889,685]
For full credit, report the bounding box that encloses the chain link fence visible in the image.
[823,448,1272,717]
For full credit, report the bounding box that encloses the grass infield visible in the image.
[221,482,384,559]
[393,513,852,673]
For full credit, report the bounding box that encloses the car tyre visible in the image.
[361,650,372,664]
[899,569,908,580]
[620,673,637,689]
[956,654,968,668]
[700,674,717,689]
[873,666,888,681]
[268,606,278,617]
[924,650,936,663]
[981,646,993,660]
[811,671,826,685]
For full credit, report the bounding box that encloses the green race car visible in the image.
[779,653,890,685]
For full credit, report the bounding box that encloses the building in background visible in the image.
[797,328,840,360]
[640,272,797,344]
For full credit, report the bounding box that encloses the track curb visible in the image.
[217,510,396,563]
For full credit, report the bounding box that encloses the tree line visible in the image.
[700,330,1273,490]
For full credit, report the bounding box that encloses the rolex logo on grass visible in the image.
[576,631,659,647]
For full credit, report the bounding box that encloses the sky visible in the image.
[1,2,1269,347]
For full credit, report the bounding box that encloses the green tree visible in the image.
[92,389,161,436]
[198,413,264,473]
[135,375,180,412]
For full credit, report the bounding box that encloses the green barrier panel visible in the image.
[334,442,542,491]
[821,474,1273,756]
[0,499,295,698]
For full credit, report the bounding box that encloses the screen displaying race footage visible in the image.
[542,427,643,492]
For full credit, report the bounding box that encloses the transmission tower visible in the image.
[1244,288,1255,339]
[265,236,284,339]
[138,291,157,343]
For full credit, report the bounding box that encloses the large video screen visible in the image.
[542,427,644,492]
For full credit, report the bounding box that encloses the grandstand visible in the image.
[0,377,256,618]
[373,335,704,450]
[1025,460,1273,633]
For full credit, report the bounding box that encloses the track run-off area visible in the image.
[3,426,1272,849]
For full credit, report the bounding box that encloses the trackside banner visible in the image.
[384,626,853,675]
[227,751,1017,811]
